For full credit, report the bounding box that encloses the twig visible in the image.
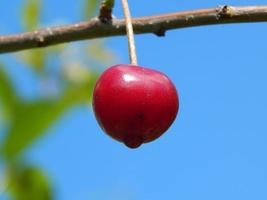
[98,0,115,22]
[0,5,267,54]
[121,0,138,65]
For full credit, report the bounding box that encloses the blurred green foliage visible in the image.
[0,0,115,199]
[84,0,101,19]
[22,0,41,30]
[0,65,17,120]
[2,75,97,159]
[8,164,52,200]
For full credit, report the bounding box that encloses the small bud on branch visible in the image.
[99,0,115,22]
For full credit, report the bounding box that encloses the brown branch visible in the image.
[1,5,267,54]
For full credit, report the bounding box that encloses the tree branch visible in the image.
[1,5,267,54]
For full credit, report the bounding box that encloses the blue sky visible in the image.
[1,0,267,200]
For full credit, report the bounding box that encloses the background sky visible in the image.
[1,0,267,200]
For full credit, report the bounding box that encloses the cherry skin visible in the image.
[93,64,179,148]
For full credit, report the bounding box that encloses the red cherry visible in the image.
[93,64,179,148]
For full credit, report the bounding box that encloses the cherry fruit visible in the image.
[93,64,179,148]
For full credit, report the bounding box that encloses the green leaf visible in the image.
[2,76,98,159]
[84,0,100,19]
[0,64,17,120]
[22,0,41,30]
[8,165,52,200]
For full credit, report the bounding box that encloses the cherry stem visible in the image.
[121,0,138,65]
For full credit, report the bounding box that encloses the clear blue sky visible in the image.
[1,0,267,200]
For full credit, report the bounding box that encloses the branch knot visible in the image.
[218,5,234,19]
